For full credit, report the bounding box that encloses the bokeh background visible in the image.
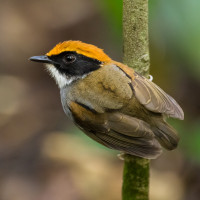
[0,0,200,199]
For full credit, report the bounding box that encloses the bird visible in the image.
[30,40,184,159]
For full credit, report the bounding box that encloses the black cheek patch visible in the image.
[49,51,102,77]
[71,59,100,76]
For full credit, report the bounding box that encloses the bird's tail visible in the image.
[152,121,180,150]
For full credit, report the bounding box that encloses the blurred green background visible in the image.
[0,0,200,199]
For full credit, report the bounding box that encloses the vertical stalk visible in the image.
[122,155,149,200]
[123,0,150,77]
[122,0,150,200]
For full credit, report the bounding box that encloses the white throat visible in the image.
[45,64,87,88]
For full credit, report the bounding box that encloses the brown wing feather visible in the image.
[69,102,162,159]
[132,72,184,120]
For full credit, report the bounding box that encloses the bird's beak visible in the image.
[29,55,53,64]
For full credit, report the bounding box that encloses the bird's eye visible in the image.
[63,54,76,64]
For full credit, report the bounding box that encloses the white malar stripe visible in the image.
[45,64,87,88]
[46,64,70,88]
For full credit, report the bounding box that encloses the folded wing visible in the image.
[132,72,184,120]
[69,101,162,159]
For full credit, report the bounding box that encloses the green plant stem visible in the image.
[122,155,150,200]
[122,0,150,200]
[123,0,150,77]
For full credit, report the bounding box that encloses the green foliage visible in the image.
[96,0,122,35]
[150,0,200,78]
[171,120,200,162]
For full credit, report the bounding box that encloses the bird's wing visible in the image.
[69,101,162,159]
[96,62,184,120]
[132,72,184,120]
[73,62,183,119]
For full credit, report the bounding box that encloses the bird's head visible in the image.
[30,40,111,88]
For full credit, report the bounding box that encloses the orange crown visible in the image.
[46,40,111,63]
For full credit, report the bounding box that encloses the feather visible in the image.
[132,72,184,120]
